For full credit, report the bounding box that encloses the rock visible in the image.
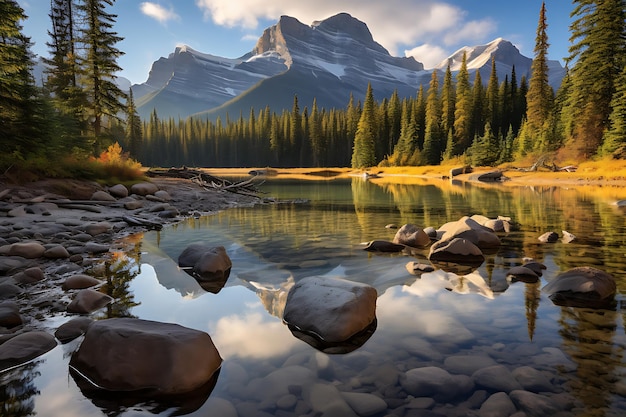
[66,289,113,314]
[91,190,117,202]
[438,216,501,249]
[108,184,129,198]
[55,317,93,343]
[562,230,576,243]
[154,190,172,201]
[509,390,561,417]
[0,283,23,299]
[69,318,222,394]
[512,366,556,393]
[506,266,539,283]
[522,262,546,276]
[450,165,472,177]
[307,383,358,417]
[124,199,144,210]
[423,226,438,238]
[8,242,46,258]
[178,244,232,291]
[62,274,102,290]
[429,238,485,264]
[400,366,474,402]
[283,276,377,343]
[479,392,516,417]
[83,242,110,254]
[363,240,405,253]
[393,224,431,248]
[8,205,27,217]
[538,231,559,243]
[12,267,45,284]
[476,170,503,182]
[405,261,435,276]
[85,221,112,236]
[130,182,159,196]
[0,301,22,328]
[473,365,523,393]
[0,331,57,372]
[43,244,70,259]
[542,266,616,302]
[444,355,498,376]
[0,257,31,274]
[341,391,387,416]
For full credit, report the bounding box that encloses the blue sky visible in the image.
[17,0,573,84]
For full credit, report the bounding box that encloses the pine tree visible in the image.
[563,0,626,158]
[453,52,472,155]
[486,56,500,135]
[524,2,555,153]
[423,70,443,165]
[0,0,45,157]
[125,88,142,158]
[387,90,402,155]
[78,0,127,153]
[392,99,417,165]
[441,63,456,136]
[471,70,485,138]
[351,83,377,168]
[414,85,426,149]
[601,63,626,156]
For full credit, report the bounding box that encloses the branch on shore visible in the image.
[147,167,264,198]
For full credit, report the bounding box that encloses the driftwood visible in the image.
[518,155,577,173]
[147,167,264,198]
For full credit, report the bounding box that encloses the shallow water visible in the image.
[2,177,626,416]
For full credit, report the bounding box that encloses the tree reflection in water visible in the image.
[558,306,623,416]
[0,361,40,417]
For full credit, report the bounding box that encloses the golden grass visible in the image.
[203,159,626,199]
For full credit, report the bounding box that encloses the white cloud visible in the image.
[405,44,449,68]
[194,0,497,56]
[140,2,181,24]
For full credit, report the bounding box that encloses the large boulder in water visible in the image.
[283,276,377,344]
[438,216,501,249]
[542,267,616,307]
[178,244,232,292]
[69,318,222,394]
[393,224,431,248]
[0,331,57,372]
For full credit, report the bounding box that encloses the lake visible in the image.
[1,176,626,416]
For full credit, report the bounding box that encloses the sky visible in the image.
[17,0,574,85]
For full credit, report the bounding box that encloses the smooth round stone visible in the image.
[0,331,57,371]
[509,390,561,415]
[43,245,70,259]
[0,301,22,328]
[276,394,298,410]
[473,365,523,393]
[8,242,46,258]
[512,366,556,393]
[341,391,388,416]
[479,392,516,417]
[62,274,101,291]
[406,397,436,409]
[444,355,498,375]
[91,190,116,202]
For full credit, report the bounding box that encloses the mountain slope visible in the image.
[135,13,424,119]
[133,14,566,120]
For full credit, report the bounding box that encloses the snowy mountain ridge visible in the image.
[132,13,565,120]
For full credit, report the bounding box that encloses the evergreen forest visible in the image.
[1,0,625,172]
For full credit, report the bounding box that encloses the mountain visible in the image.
[434,37,566,90]
[133,13,565,120]
[134,13,424,120]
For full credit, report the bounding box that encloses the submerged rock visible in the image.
[362,240,405,253]
[69,318,222,395]
[178,243,232,292]
[283,276,377,344]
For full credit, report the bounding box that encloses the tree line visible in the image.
[1,1,625,171]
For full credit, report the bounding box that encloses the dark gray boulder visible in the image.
[0,331,57,372]
[362,240,405,253]
[69,318,222,394]
[283,276,377,343]
[0,301,22,328]
[178,244,232,292]
[55,317,94,343]
[542,266,616,307]
[66,289,113,314]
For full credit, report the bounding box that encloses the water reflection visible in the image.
[3,178,626,416]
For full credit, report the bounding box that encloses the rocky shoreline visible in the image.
[0,177,263,368]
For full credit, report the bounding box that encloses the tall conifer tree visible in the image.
[78,0,126,153]
[563,0,626,158]
[524,1,555,153]
[351,83,377,168]
[423,70,443,165]
[453,52,472,155]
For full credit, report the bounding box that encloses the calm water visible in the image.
[2,177,626,416]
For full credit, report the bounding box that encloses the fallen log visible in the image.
[147,167,264,197]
